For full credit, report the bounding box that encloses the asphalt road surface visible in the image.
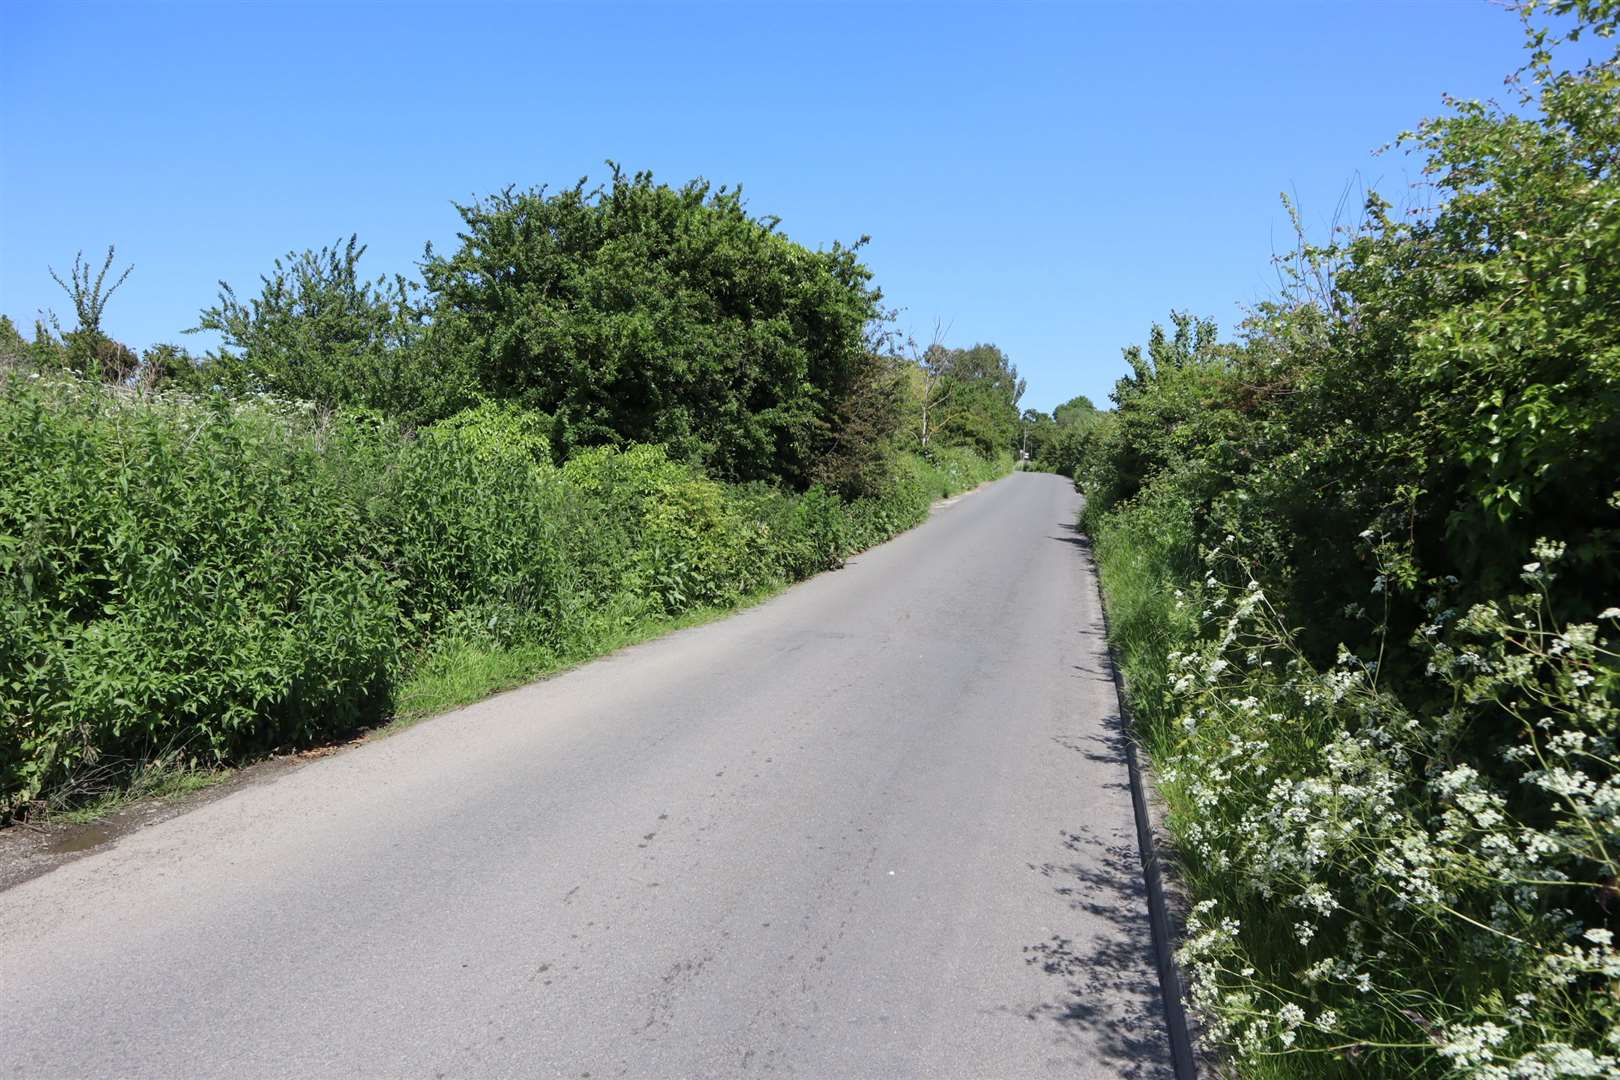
[0,471,1172,1079]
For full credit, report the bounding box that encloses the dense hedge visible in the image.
[417,170,888,486]
[187,170,903,489]
[1080,6,1620,1077]
[0,371,1008,817]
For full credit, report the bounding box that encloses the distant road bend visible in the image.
[0,471,1173,1079]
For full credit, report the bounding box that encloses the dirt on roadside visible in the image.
[0,753,313,894]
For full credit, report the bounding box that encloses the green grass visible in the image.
[387,586,786,733]
[47,762,231,826]
[1084,494,1197,761]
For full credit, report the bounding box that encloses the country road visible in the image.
[0,471,1172,1080]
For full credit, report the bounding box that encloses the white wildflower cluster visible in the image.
[1157,553,1620,1075]
[1452,1028,1620,1079]
[1441,1022,1515,1070]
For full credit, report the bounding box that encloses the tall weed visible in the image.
[0,371,1010,817]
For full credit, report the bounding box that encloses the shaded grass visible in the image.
[1084,492,1198,762]
[387,585,784,733]
[47,761,231,826]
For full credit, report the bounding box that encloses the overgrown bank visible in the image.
[0,369,1008,818]
[1,166,1026,821]
[1080,4,1619,1077]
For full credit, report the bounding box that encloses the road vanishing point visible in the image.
[0,472,1173,1079]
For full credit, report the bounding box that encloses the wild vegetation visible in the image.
[0,171,1023,820]
[1076,3,1620,1076]
[1021,392,1104,476]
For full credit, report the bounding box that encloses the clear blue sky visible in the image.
[1,0,1542,413]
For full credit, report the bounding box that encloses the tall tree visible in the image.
[420,167,891,486]
[911,342,1025,456]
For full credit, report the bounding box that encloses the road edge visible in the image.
[0,470,1022,892]
[1083,529,1203,1080]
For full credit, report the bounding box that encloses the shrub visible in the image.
[421,167,891,485]
[1077,4,1620,1074]
[0,370,1011,818]
[0,374,400,810]
[423,400,553,468]
[369,416,572,639]
[195,236,476,426]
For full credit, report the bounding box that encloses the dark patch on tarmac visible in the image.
[0,753,310,894]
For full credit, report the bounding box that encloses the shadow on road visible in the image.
[1050,721,1132,795]
[1022,722,1175,1076]
[1016,518,1175,1077]
[1049,519,1092,552]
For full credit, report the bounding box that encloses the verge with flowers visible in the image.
[1080,3,1620,1075]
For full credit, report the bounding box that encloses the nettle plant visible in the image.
[1160,542,1618,1078]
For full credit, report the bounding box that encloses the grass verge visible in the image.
[387,586,784,733]
[44,760,232,826]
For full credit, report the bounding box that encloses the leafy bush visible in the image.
[422,400,552,468]
[1077,4,1620,1075]
[195,236,478,426]
[369,416,572,641]
[0,369,1010,818]
[0,374,400,809]
[561,444,766,613]
[421,166,890,485]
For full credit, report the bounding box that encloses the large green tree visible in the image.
[1030,392,1103,476]
[909,341,1024,456]
[420,167,890,486]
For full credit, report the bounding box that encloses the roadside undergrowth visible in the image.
[40,758,231,826]
[377,465,1010,734]
[387,585,786,733]
[1075,6,1620,1074]
[1091,495,1620,1079]
[0,372,1009,824]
